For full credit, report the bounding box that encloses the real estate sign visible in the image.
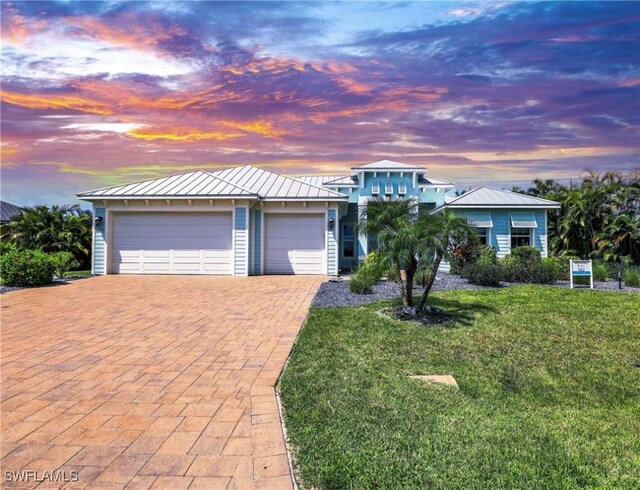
[570,259,593,289]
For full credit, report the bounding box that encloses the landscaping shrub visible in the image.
[592,262,609,282]
[552,254,581,280]
[0,242,18,255]
[511,246,541,265]
[49,251,80,278]
[532,258,561,284]
[349,253,383,294]
[450,241,498,276]
[502,247,559,284]
[623,267,640,287]
[463,256,502,286]
[349,274,373,294]
[0,249,54,286]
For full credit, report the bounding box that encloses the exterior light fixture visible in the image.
[328,217,335,228]
[94,216,103,226]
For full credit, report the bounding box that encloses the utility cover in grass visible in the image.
[410,374,459,389]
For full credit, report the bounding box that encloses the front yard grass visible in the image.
[279,286,640,489]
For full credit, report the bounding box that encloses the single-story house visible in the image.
[77,160,560,276]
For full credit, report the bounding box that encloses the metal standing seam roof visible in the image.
[351,159,425,171]
[418,175,454,187]
[211,165,347,200]
[0,200,24,222]
[443,186,561,208]
[77,171,258,199]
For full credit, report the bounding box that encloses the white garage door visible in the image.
[265,214,325,274]
[112,212,233,275]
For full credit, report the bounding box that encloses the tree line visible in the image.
[514,170,639,264]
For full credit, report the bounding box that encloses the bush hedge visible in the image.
[463,256,502,286]
[0,249,55,286]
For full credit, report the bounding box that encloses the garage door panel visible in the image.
[112,212,232,275]
[265,214,325,275]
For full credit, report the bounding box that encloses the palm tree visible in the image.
[359,199,420,306]
[417,210,473,311]
[9,205,92,266]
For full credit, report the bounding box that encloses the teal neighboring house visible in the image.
[77,159,560,276]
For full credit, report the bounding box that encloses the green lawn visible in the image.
[65,270,91,277]
[279,286,640,490]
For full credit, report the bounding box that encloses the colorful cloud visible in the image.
[1,1,639,205]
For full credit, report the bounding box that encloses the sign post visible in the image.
[570,259,593,289]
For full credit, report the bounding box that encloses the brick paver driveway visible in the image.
[1,275,323,489]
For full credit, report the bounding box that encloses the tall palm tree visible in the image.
[417,210,473,311]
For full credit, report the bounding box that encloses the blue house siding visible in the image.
[93,207,106,275]
[454,208,548,258]
[359,171,416,199]
[327,209,338,275]
[252,209,262,275]
[234,207,248,276]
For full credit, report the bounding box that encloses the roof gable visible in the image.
[445,186,560,208]
[352,159,425,171]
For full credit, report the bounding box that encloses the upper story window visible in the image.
[371,183,380,195]
[385,182,393,195]
[398,182,407,195]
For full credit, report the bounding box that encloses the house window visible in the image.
[385,182,393,195]
[511,227,531,248]
[371,183,380,195]
[398,182,407,195]
[342,224,355,258]
[475,227,488,245]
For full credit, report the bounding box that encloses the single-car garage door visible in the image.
[112,212,233,274]
[265,214,325,274]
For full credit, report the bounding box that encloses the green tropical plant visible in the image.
[0,249,55,286]
[525,170,639,264]
[49,251,81,278]
[463,256,502,286]
[359,200,422,307]
[416,210,473,311]
[623,267,640,287]
[349,253,382,294]
[8,205,92,268]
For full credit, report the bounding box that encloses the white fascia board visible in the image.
[77,195,259,200]
[445,204,561,209]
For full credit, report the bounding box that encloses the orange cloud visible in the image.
[1,3,47,44]
[0,90,113,115]
[125,127,244,141]
[224,121,287,137]
[64,14,188,53]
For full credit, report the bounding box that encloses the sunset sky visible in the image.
[2,1,639,206]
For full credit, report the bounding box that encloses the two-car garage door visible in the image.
[112,212,232,274]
